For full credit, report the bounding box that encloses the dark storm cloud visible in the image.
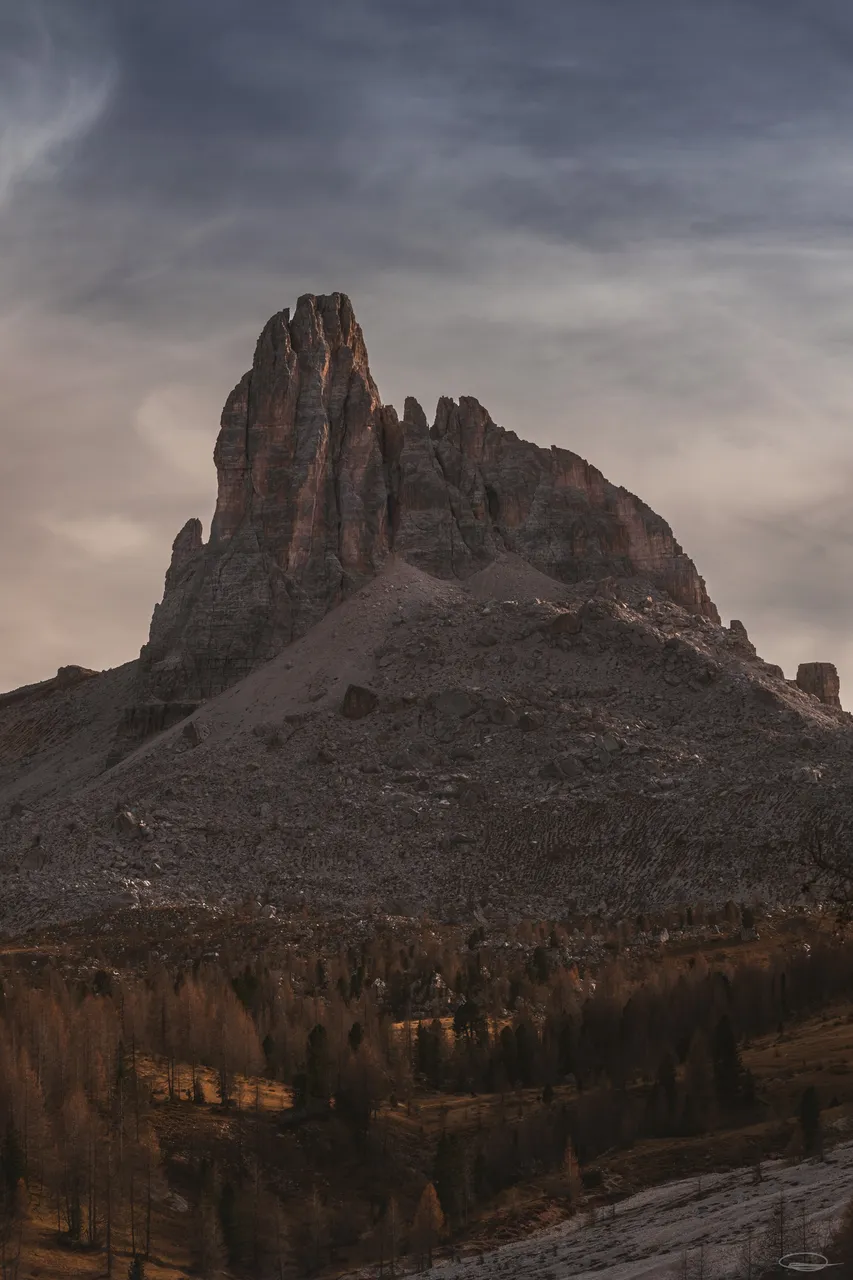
[3,0,853,696]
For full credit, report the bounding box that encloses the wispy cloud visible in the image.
[40,513,153,563]
[0,8,113,213]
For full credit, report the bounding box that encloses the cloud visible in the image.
[0,7,114,214]
[2,0,853,706]
[135,386,222,492]
[39,512,153,563]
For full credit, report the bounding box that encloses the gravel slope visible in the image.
[1,556,851,931]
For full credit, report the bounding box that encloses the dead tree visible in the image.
[798,811,853,928]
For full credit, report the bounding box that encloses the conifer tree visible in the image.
[800,1085,822,1157]
[412,1182,444,1271]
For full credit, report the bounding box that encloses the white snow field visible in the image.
[432,1143,853,1278]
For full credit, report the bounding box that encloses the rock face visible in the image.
[139,296,389,702]
[386,395,716,616]
[139,293,717,704]
[796,662,841,708]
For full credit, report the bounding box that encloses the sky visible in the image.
[3,0,853,698]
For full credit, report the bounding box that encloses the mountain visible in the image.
[136,293,716,709]
[0,294,849,933]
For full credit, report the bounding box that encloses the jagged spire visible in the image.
[139,294,717,701]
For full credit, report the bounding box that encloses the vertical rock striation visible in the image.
[138,292,718,705]
[139,295,389,700]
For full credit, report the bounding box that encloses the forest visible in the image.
[0,908,852,1277]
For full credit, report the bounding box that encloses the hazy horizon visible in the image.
[3,0,853,700]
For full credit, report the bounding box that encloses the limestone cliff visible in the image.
[138,293,717,703]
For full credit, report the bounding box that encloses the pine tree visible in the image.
[683,1032,715,1133]
[0,1163,26,1280]
[306,1024,331,1103]
[193,1193,228,1280]
[412,1182,444,1271]
[711,1015,743,1108]
[0,1127,24,1199]
[829,1192,853,1275]
[433,1133,468,1225]
[800,1085,822,1157]
[377,1196,401,1278]
[562,1140,582,1206]
[415,1022,442,1089]
[657,1052,678,1114]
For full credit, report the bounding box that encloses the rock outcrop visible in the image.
[0,666,98,712]
[796,662,841,708]
[138,293,717,705]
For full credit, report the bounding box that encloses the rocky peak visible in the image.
[140,293,389,701]
[138,293,718,704]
